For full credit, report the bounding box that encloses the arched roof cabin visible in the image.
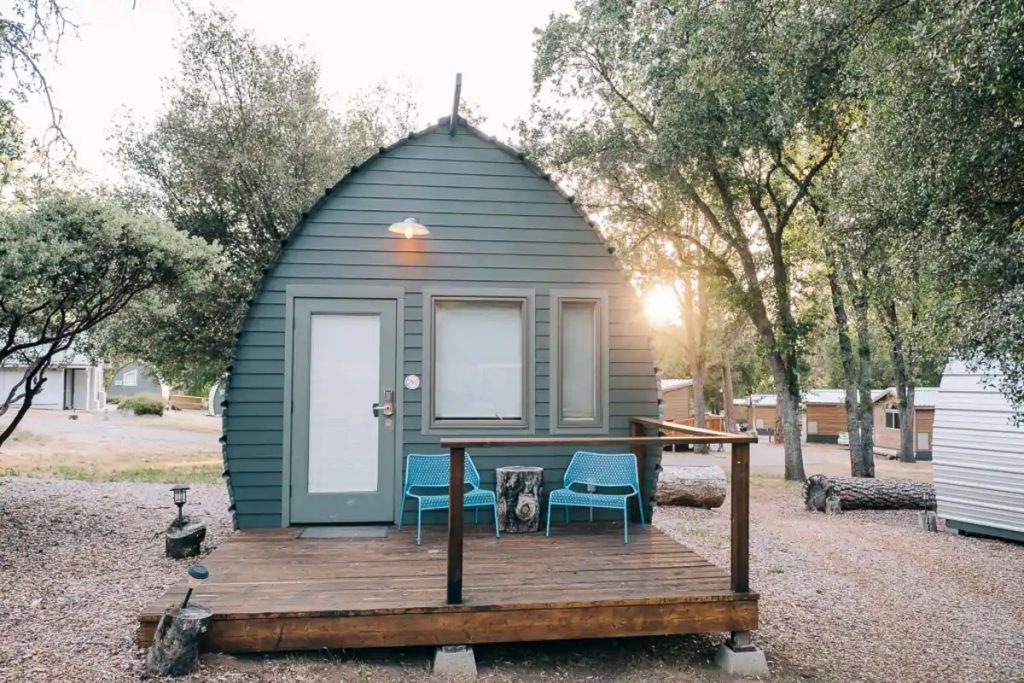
[223,118,662,529]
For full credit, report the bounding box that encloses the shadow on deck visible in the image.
[138,523,758,653]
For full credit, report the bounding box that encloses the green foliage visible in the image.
[118,394,166,417]
[835,0,1024,406]
[0,192,216,444]
[106,8,418,385]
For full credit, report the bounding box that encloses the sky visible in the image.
[17,0,575,182]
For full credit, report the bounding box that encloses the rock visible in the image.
[655,466,727,508]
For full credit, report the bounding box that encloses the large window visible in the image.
[551,291,608,433]
[427,292,532,428]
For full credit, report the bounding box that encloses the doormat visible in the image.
[299,526,389,539]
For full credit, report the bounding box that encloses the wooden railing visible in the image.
[439,417,757,605]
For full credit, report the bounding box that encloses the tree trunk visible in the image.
[824,246,865,475]
[775,383,806,480]
[802,474,935,511]
[721,348,735,432]
[885,300,916,463]
[681,271,707,453]
[146,605,213,677]
[495,466,543,533]
[655,466,726,508]
[851,277,875,477]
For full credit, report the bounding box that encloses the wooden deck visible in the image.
[139,524,758,652]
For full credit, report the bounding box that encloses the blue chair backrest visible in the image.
[563,452,639,492]
[404,453,482,491]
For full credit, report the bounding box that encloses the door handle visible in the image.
[372,389,394,417]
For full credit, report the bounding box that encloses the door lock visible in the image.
[372,389,394,417]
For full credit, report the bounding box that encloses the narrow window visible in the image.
[432,298,527,425]
[885,408,901,430]
[551,292,608,433]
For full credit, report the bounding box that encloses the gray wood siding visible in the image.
[223,123,660,529]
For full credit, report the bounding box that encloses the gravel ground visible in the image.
[2,474,1023,682]
[657,477,1024,683]
[0,478,232,683]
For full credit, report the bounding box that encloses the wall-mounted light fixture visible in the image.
[388,216,430,239]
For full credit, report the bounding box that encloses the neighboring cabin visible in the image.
[933,360,1024,543]
[804,389,891,443]
[660,378,693,422]
[222,117,661,530]
[107,361,168,401]
[0,351,104,411]
[872,387,938,460]
[734,394,778,435]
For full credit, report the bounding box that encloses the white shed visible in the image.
[933,359,1024,543]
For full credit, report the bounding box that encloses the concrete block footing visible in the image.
[433,644,477,678]
[715,633,769,678]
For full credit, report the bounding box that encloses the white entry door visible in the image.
[289,298,397,523]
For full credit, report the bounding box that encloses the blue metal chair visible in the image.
[546,451,645,543]
[398,453,500,544]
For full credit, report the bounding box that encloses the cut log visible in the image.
[146,604,213,677]
[655,466,727,509]
[166,521,207,559]
[803,474,936,512]
[496,466,543,533]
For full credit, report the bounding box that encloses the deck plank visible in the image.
[138,525,757,651]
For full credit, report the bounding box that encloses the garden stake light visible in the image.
[180,564,209,609]
[171,485,189,528]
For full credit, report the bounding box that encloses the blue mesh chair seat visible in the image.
[546,451,645,543]
[399,453,500,544]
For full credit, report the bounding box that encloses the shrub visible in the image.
[119,393,166,416]
[106,396,123,406]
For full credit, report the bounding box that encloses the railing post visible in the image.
[447,445,465,605]
[730,441,750,593]
[630,419,645,518]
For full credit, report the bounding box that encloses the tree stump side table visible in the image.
[495,466,543,533]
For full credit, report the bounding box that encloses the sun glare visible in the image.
[643,284,682,326]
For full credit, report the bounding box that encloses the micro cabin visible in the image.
[734,393,778,435]
[933,360,1024,543]
[660,378,693,421]
[222,117,662,530]
[803,389,849,443]
[871,387,938,460]
[803,389,891,443]
[107,361,169,401]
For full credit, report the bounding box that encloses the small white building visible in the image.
[933,359,1024,543]
[0,351,105,411]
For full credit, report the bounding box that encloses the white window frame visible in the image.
[122,369,138,387]
[885,407,901,430]
[549,290,609,434]
[422,288,535,433]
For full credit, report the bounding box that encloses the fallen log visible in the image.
[656,466,727,508]
[803,474,936,512]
